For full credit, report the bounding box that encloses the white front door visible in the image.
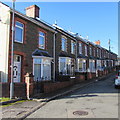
[13,55,21,82]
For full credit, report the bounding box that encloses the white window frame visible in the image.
[59,57,75,75]
[79,42,82,54]
[71,40,76,54]
[15,21,24,43]
[61,36,67,52]
[33,56,52,81]
[89,59,95,72]
[39,31,45,49]
[97,60,102,70]
[77,58,86,72]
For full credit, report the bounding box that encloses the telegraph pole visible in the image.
[10,0,15,99]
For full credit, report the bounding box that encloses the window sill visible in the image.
[14,41,23,44]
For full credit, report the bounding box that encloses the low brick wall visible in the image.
[0,82,26,98]
[98,70,103,77]
[75,75,85,83]
[87,72,96,80]
[0,83,10,97]
[14,83,26,98]
[57,75,71,82]
[43,80,74,93]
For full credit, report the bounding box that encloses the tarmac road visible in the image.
[27,74,119,118]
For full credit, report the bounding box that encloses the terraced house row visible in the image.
[0,3,117,98]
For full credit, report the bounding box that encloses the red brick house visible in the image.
[0,3,56,97]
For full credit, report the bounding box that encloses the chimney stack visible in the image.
[94,40,100,45]
[26,5,40,18]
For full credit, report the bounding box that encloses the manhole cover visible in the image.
[73,110,88,116]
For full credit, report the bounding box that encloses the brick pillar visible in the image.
[25,73,34,99]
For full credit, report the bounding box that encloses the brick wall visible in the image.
[43,80,74,93]
[75,73,85,83]
[0,83,26,98]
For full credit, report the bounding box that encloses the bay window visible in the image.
[59,57,75,75]
[33,57,52,81]
[89,59,95,72]
[97,60,102,70]
[77,58,86,72]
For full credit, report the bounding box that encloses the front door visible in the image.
[13,55,21,82]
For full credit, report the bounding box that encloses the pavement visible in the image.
[1,72,116,119]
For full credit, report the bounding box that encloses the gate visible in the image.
[34,77,44,94]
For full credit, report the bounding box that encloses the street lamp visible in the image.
[10,0,16,99]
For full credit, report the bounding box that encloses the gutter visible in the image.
[53,31,57,82]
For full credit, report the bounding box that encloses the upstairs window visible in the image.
[71,40,76,54]
[15,21,24,43]
[100,50,101,58]
[97,48,99,57]
[85,45,87,56]
[61,36,67,51]
[79,43,82,54]
[89,46,92,56]
[39,32,45,49]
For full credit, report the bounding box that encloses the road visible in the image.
[27,74,119,118]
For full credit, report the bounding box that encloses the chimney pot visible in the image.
[94,40,100,45]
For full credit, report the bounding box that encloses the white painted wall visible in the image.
[0,3,10,82]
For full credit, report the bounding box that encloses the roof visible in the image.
[77,54,88,59]
[59,51,70,57]
[0,1,56,33]
[32,49,52,57]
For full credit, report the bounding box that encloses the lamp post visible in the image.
[10,0,15,99]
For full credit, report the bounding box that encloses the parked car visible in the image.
[115,70,120,88]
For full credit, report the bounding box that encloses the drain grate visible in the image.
[73,110,88,116]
